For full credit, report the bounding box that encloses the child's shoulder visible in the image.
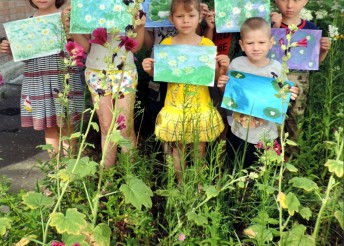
[201,36,215,46]
[161,36,173,45]
[299,19,318,30]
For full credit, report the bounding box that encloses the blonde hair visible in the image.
[170,0,201,14]
[240,17,272,39]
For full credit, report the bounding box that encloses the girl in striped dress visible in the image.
[0,0,84,157]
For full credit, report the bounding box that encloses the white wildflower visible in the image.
[300,8,313,21]
[315,9,327,19]
[328,25,339,39]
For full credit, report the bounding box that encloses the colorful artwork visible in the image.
[214,0,270,33]
[3,13,65,62]
[70,0,133,33]
[221,71,293,124]
[154,44,217,86]
[269,28,322,70]
[143,0,174,27]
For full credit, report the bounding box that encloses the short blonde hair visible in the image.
[240,17,272,39]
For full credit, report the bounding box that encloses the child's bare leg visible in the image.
[93,94,117,169]
[61,122,76,156]
[172,143,186,184]
[197,142,206,161]
[44,126,59,158]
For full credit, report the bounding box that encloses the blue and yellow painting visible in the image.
[3,13,65,62]
[143,0,174,27]
[269,28,322,71]
[214,0,270,33]
[70,0,133,33]
[154,44,217,86]
[221,71,293,124]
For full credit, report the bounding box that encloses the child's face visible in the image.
[170,4,201,35]
[275,0,308,19]
[239,29,273,66]
[32,0,56,11]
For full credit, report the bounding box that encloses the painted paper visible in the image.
[143,0,174,27]
[214,0,270,33]
[269,28,322,70]
[154,44,217,86]
[70,0,133,33]
[3,13,65,62]
[221,70,293,124]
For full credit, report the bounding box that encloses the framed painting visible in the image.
[143,0,174,27]
[70,0,133,33]
[153,44,217,86]
[214,0,270,33]
[221,70,293,124]
[3,13,65,62]
[269,28,322,70]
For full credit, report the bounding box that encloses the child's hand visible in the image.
[0,39,11,55]
[270,12,282,28]
[320,37,331,52]
[290,86,299,100]
[217,75,229,88]
[200,3,209,19]
[142,58,154,76]
[204,10,215,30]
[216,54,230,75]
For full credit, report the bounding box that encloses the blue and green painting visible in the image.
[269,28,322,70]
[70,0,133,33]
[143,0,173,27]
[214,0,270,33]
[154,44,217,86]
[221,71,293,124]
[3,13,65,62]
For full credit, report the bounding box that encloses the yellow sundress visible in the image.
[155,36,224,143]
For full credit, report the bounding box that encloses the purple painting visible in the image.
[268,28,322,71]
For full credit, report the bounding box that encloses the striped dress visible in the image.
[21,54,84,130]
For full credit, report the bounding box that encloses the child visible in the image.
[64,4,146,169]
[142,0,229,182]
[219,17,299,169]
[270,0,331,156]
[0,0,84,157]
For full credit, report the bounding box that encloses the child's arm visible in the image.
[215,54,229,78]
[319,37,331,63]
[203,10,215,40]
[132,10,147,53]
[270,12,282,28]
[0,39,12,55]
[142,58,154,76]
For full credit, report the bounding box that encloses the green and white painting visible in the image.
[70,0,133,33]
[3,13,65,62]
[221,71,293,124]
[154,44,217,86]
[143,0,173,27]
[214,0,270,33]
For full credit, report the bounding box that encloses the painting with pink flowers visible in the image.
[269,28,322,71]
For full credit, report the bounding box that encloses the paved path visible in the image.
[0,82,48,192]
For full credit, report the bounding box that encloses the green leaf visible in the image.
[109,130,132,148]
[286,139,298,146]
[0,217,11,236]
[289,177,319,192]
[119,175,153,210]
[280,224,314,246]
[155,189,180,197]
[299,206,312,221]
[243,224,273,242]
[50,208,87,235]
[285,163,298,172]
[187,211,208,226]
[70,132,81,139]
[286,192,300,216]
[66,157,98,180]
[90,122,99,132]
[204,185,219,199]
[94,223,111,246]
[334,211,344,230]
[325,159,344,177]
[62,233,88,246]
[22,192,53,210]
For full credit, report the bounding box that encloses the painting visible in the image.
[221,70,293,124]
[214,0,270,33]
[70,0,133,33]
[153,44,217,86]
[269,28,322,70]
[3,13,65,62]
[143,0,174,27]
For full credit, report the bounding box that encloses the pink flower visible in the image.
[255,141,264,149]
[116,114,126,130]
[51,242,65,246]
[65,41,86,67]
[73,244,80,246]
[278,38,285,46]
[296,38,308,47]
[89,28,108,46]
[119,36,138,51]
[273,140,281,155]
[178,233,186,241]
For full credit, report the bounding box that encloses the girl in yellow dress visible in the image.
[142,0,229,182]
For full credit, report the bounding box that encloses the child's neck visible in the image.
[247,57,270,67]
[35,7,59,17]
[282,17,302,26]
[172,33,201,45]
